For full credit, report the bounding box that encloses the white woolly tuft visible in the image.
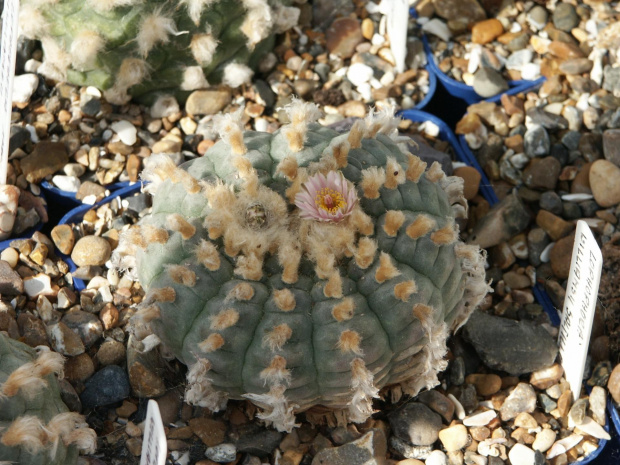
[181,0,218,25]
[240,0,273,48]
[137,11,179,57]
[88,0,143,13]
[222,63,254,88]
[70,30,105,70]
[190,34,219,65]
[64,428,97,454]
[140,334,162,352]
[348,358,380,423]
[283,98,322,126]
[103,86,131,105]
[185,359,228,411]
[181,66,209,91]
[39,38,72,82]
[212,107,245,146]
[140,153,177,190]
[18,5,49,39]
[243,384,300,432]
[272,5,300,33]
[365,105,399,137]
[117,58,149,88]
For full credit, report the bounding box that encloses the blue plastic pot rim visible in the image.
[398,109,469,165]
[41,180,133,200]
[610,397,620,436]
[58,181,143,292]
[418,22,546,104]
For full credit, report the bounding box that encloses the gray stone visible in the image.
[0,260,23,295]
[61,309,103,348]
[463,311,559,376]
[603,65,620,96]
[526,108,568,131]
[473,67,509,98]
[561,130,581,150]
[568,398,588,425]
[9,125,30,155]
[417,390,455,423]
[80,365,130,409]
[389,402,443,446]
[499,383,537,421]
[235,425,282,457]
[469,193,532,249]
[539,191,563,215]
[388,437,433,460]
[205,443,237,463]
[524,125,551,157]
[553,3,579,32]
[527,5,548,31]
[311,429,387,465]
[603,129,620,166]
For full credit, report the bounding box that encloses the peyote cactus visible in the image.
[114,102,490,432]
[0,333,96,464]
[19,0,299,104]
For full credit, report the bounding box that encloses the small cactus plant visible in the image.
[0,333,96,464]
[114,102,490,432]
[19,0,299,104]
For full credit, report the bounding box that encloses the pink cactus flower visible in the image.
[295,171,357,222]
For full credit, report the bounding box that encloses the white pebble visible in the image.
[98,285,114,303]
[63,163,86,177]
[23,273,53,298]
[425,450,448,465]
[24,59,42,73]
[520,63,541,80]
[110,120,138,146]
[546,434,583,459]
[540,242,555,263]
[463,410,497,427]
[25,124,39,143]
[1,248,19,268]
[52,175,81,193]
[561,193,593,202]
[447,393,466,420]
[544,102,564,115]
[371,33,386,46]
[574,417,611,440]
[509,443,536,465]
[150,94,180,118]
[532,428,556,453]
[347,63,375,87]
[12,74,39,104]
[85,86,102,98]
[254,118,269,132]
[357,82,373,101]
[420,121,440,138]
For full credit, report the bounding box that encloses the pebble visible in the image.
[552,3,579,32]
[549,234,574,279]
[508,443,538,465]
[389,402,443,446]
[603,129,620,166]
[12,73,39,104]
[471,19,503,45]
[21,141,69,184]
[422,19,452,42]
[110,120,138,146]
[438,424,469,452]
[326,17,363,58]
[462,410,497,427]
[454,166,481,200]
[589,159,620,207]
[0,248,19,268]
[524,125,550,157]
[347,63,374,86]
[535,210,574,241]
[532,428,556,453]
[608,363,620,403]
[189,418,227,447]
[71,235,112,267]
[185,89,232,116]
[473,67,508,98]
[151,95,180,118]
[469,193,531,249]
[311,429,386,465]
[527,5,548,31]
[51,224,75,255]
[52,175,81,192]
[463,312,558,376]
[500,383,538,421]
[588,386,607,426]
[465,374,502,396]
[417,390,455,423]
[0,260,24,295]
[529,364,564,390]
[425,450,448,465]
[46,321,85,356]
[80,365,131,409]
[235,425,282,456]
[23,272,54,297]
[96,340,126,366]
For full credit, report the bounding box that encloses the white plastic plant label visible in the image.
[557,220,602,402]
[140,400,167,465]
[0,0,20,184]
[380,0,408,73]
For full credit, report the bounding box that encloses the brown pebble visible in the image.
[454,166,481,200]
[71,235,112,267]
[571,162,592,194]
[557,390,572,417]
[530,364,564,390]
[465,374,502,396]
[64,353,95,382]
[125,438,142,456]
[96,340,126,366]
[608,363,620,404]
[590,159,620,207]
[189,417,227,447]
[117,400,139,418]
[470,426,490,442]
[100,303,119,330]
[549,233,575,280]
[535,210,574,241]
[126,154,141,183]
[471,19,504,44]
[361,18,374,40]
[326,17,363,58]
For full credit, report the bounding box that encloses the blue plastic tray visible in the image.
[414,64,437,111]
[41,179,133,210]
[611,397,620,445]
[57,182,142,292]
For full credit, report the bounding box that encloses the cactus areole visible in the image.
[114,102,490,432]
